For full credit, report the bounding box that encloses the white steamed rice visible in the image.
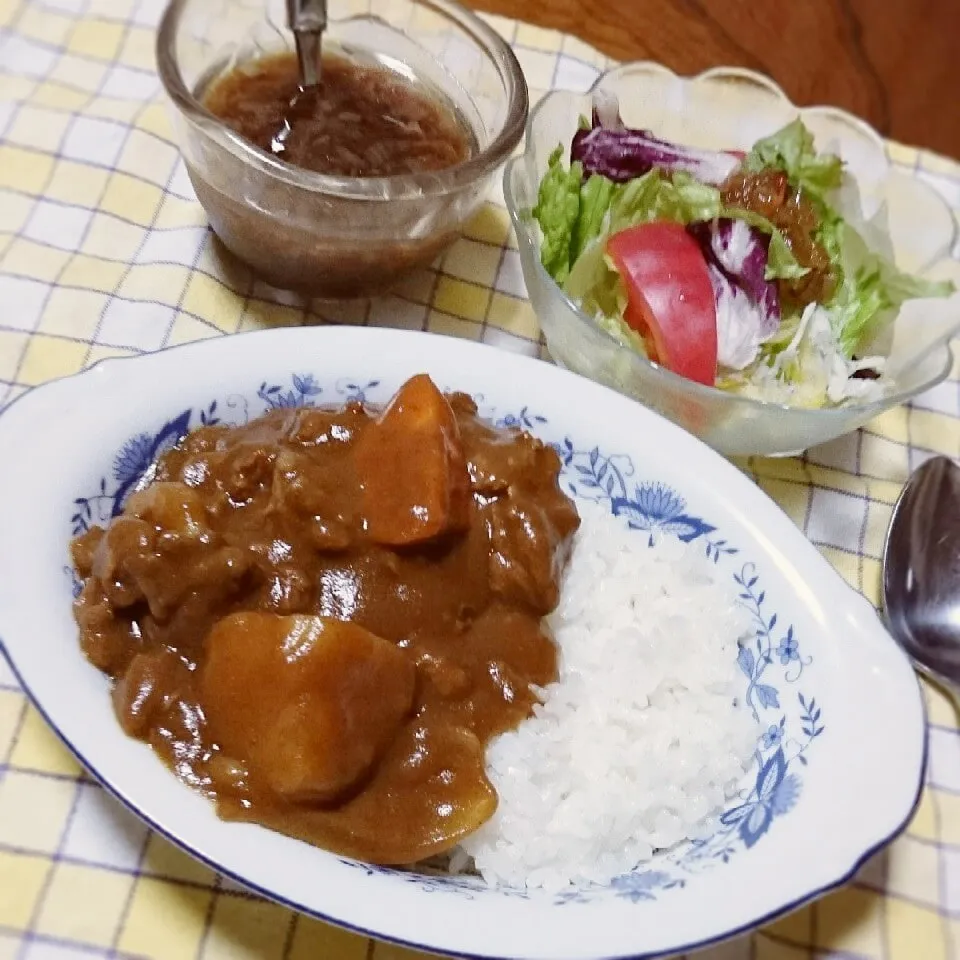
[454,498,761,891]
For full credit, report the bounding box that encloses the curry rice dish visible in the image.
[70,374,758,888]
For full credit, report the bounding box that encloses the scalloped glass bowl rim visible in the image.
[503,68,954,422]
[155,0,529,200]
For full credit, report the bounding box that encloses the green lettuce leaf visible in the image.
[532,146,583,283]
[744,118,843,204]
[766,230,810,282]
[827,221,954,356]
[564,242,627,322]
[607,169,721,233]
[571,174,618,264]
[829,269,891,359]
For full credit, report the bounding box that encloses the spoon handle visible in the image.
[285,0,327,88]
[286,0,327,34]
[293,28,322,88]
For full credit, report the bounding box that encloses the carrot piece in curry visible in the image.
[355,373,471,546]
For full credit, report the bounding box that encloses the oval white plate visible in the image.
[0,327,925,960]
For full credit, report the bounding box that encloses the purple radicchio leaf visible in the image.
[570,94,740,185]
[689,219,782,370]
[711,218,780,323]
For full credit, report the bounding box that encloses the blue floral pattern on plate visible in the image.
[68,374,825,905]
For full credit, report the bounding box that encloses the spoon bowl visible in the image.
[882,455,960,700]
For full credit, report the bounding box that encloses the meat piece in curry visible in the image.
[70,375,580,864]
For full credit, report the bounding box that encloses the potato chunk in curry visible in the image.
[201,613,415,803]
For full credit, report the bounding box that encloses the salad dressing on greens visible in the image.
[719,169,836,310]
[532,96,954,408]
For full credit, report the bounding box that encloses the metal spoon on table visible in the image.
[271,0,327,156]
[882,455,960,702]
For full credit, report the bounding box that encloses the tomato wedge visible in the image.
[607,222,718,386]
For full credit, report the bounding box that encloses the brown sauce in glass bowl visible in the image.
[184,49,483,297]
[203,52,473,177]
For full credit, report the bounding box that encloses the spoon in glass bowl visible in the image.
[882,455,960,703]
[271,0,327,156]
[287,0,326,89]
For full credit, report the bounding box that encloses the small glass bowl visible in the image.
[157,0,527,298]
[504,63,957,458]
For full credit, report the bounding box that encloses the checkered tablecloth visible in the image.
[2,0,960,958]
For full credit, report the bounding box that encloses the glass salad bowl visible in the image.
[504,62,960,457]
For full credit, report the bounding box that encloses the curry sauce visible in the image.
[70,376,579,864]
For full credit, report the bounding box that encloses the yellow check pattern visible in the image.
[2,0,960,957]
